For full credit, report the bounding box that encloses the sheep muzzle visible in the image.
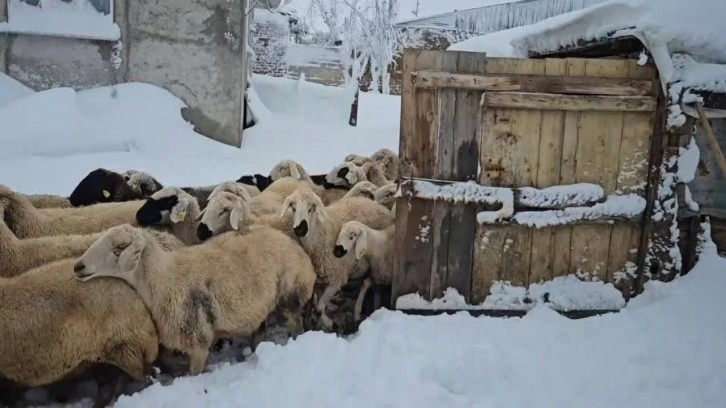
[293,220,308,237]
[197,223,213,242]
[333,245,347,258]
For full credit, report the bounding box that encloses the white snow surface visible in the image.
[0,0,120,41]
[0,78,399,196]
[517,183,604,208]
[512,194,646,228]
[678,136,701,184]
[447,23,535,57]
[0,71,34,107]
[118,238,726,407]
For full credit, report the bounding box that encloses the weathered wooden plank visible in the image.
[479,103,513,186]
[445,51,485,302]
[530,59,568,285]
[392,197,436,302]
[429,52,459,299]
[471,226,507,304]
[498,59,545,288]
[553,59,584,278]
[412,70,654,96]
[484,92,657,112]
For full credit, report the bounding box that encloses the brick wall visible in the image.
[251,11,290,77]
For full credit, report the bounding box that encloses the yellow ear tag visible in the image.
[177,211,186,222]
[102,190,111,198]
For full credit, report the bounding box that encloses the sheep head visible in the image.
[236,174,273,191]
[196,191,249,241]
[207,181,253,203]
[269,159,309,182]
[343,154,373,166]
[344,181,377,200]
[334,221,368,260]
[69,168,131,207]
[374,183,399,208]
[325,162,365,188]
[74,224,147,284]
[370,148,398,179]
[280,186,324,238]
[136,187,195,226]
[123,170,164,198]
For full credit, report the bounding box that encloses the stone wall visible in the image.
[0,0,248,147]
[251,9,289,77]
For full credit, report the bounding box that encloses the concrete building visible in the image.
[0,0,252,147]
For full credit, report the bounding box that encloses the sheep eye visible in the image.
[113,247,124,256]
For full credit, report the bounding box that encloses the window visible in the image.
[0,0,120,41]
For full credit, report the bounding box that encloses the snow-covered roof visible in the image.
[449,0,726,123]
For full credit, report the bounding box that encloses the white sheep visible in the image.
[373,182,399,210]
[0,183,144,239]
[0,255,166,408]
[334,221,395,323]
[369,147,400,180]
[342,181,378,201]
[195,191,296,242]
[361,161,393,187]
[23,194,72,209]
[280,185,394,329]
[325,162,367,188]
[343,153,373,166]
[269,159,348,205]
[73,223,317,376]
[0,218,102,278]
[135,186,203,245]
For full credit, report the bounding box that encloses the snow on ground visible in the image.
[0,71,34,107]
[0,75,400,196]
[115,231,726,408]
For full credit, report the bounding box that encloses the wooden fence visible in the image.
[393,49,662,308]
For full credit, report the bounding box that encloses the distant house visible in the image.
[376,0,606,94]
[0,0,252,147]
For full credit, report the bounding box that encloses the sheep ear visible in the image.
[237,187,252,202]
[229,207,242,231]
[280,196,293,218]
[354,230,367,260]
[290,164,301,180]
[118,243,143,274]
[170,197,188,223]
[195,208,207,222]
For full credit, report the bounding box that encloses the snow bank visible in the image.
[396,277,626,311]
[512,194,646,228]
[0,71,34,107]
[408,180,515,222]
[250,74,357,125]
[115,235,726,408]
[0,78,399,196]
[0,0,120,41]
[447,24,534,57]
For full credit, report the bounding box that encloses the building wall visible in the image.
[250,9,346,87]
[0,0,247,147]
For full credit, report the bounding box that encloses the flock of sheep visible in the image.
[0,148,405,408]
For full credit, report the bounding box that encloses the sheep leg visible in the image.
[187,348,210,376]
[317,284,341,331]
[353,277,374,323]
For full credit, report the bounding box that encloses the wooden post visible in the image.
[348,89,359,127]
[695,102,726,181]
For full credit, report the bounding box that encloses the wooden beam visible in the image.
[478,216,644,227]
[695,101,726,181]
[528,36,644,60]
[483,92,657,112]
[412,71,654,96]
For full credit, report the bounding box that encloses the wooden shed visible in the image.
[389,0,726,315]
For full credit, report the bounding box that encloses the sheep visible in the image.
[69,168,146,207]
[334,221,395,323]
[135,187,202,245]
[280,186,394,329]
[325,162,367,188]
[0,183,145,239]
[73,223,317,376]
[0,254,171,407]
[122,170,165,198]
[196,191,295,242]
[206,181,258,203]
[239,176,307,217]
[269,159,349,205]
[369,147,400,180]
[361,161,393,187]
[342,181,378,201]
[236,174,273,192]
[0,218,102,278]
[374,182,399,210]
[23,194,73,209]
[343,153,373,166]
